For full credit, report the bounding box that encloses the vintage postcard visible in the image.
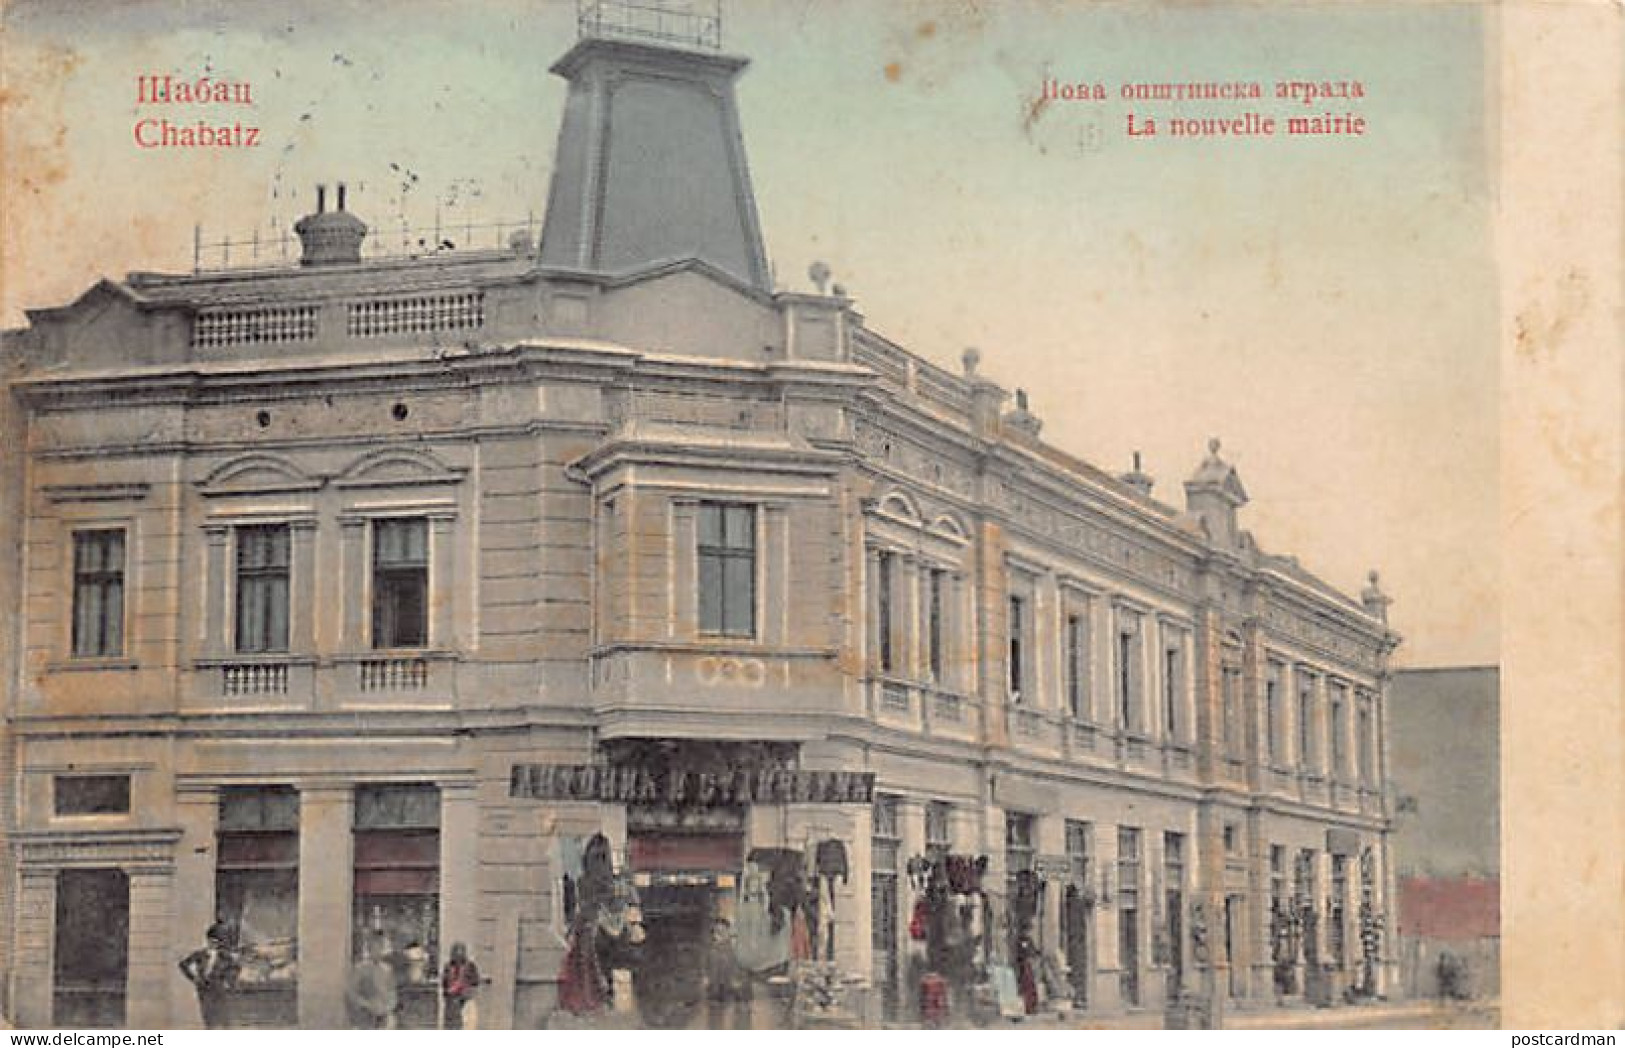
[0,0,1619,1033]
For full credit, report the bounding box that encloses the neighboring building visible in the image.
[1389,666,1499,999]
[0,17,1402,1030]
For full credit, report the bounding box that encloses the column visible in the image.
[203,525,229,656]
[1036,815,1066,977]
[126,868,175,1028]
[428,512,456,650]
[903,553,922,681]
[13,870,54,1027]
[172,784,219,1028]
[671,503,697,639]
[1093,825,1123,1012]
[297,782,355,1029]
[291,520,318,654]
[439,779,480,1022]
[338,517,367,651]
[763,503,790,647]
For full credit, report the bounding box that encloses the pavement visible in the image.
[984,998,1501,1031]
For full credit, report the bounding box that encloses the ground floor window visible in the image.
[216,786,299,1027]
[354,783,441,1029]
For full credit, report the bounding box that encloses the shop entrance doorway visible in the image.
[53,868,128,1028]
[628,830,743,1029]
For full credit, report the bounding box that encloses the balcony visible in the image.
[867,677,983,743]
[590,644,847,739]
[193,657,314,706]
[359,657,429,691]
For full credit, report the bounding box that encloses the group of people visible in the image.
[178,922,483,1030]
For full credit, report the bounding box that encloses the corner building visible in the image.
[0,26,1401,1028]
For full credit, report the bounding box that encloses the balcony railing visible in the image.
[221,662,289,696]
[360,657,429,691]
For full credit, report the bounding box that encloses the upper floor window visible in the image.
[1330,686,1348,777]
[1008,594,1027,702]
[927,568,946,683]
[235,524,290,654]
[1067,613,1088,718]
[1266,663,1284,765]
[1357,698,1374,784]
[373,518,428,649]
[1162,641,1183,739]
[1222,665,1244,756]
[698,503,756,637]
[1117,620,1141,732]
[876,551,897,673]
[1298,674,1316,771]
[54,774,131,816]
[71,529,126,657]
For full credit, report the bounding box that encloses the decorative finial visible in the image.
[1015,389,1029,411]
[808,261,831,294]
[962,347,981,377]
[1208,437,1222,457]
[1368,570,1380,586]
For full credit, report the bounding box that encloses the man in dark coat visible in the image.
[178,922,239,1029]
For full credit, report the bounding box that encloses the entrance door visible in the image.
[870,873,898,1018]
[1119,908,1140,1006]
[1064,886,1091,1007]
[53,869,129,1028]
[1225,895,1245,997]
[1165,889,1184,999]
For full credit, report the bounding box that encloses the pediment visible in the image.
[334,447,466,489]
[197,453,322,496]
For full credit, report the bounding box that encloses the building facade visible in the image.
[1,26,1401,1030]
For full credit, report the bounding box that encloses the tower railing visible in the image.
[577,0,722,51]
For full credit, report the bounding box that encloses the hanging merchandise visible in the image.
[945,854,987,895]
[735,861,791,974]
[557,925,607,1015]
[819,874,837,960]
[815,839,849,885]
[790,907,812,962]
[909,898,929,942]
[748,847,806,935]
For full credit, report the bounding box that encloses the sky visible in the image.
[0,0,1498,667]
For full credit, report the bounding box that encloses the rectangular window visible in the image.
[53,774,131,816]
[372,518,428,649]
[1298,675,1315,771]
[872,794,900,872]
[927,569,946,682]
[1117,627,1139,731]
[1357,700,1373,784]
[1005,812,1036,885]
[876,551,896,673]
[1270,845,1287,916]
[217,786,300,1009]
[1163,643,1182,739]
[1066,819,1092,887]
[925,800,952,860]
[1222,666,1243,756]
[71,529,126,657]
[1266,664,1283,765]
[1117,826,1142,904]
[698,503,755,637]
[1331,687,1347,778]
[353,783,440,1023]
[1067,613,1086,717]
[235,524,290,653]
[1008,594,1026,701]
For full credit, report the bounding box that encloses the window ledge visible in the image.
[194,655,317,668]
[333,650,459,663]
[46,658,138,673]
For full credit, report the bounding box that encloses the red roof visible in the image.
[1398,876,1500,940]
